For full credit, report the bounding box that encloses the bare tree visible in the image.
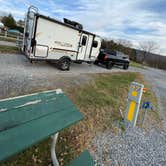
[116,39,133,48]
[139,41,159,63]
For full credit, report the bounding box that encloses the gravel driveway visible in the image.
[0,53,123,99]
[93,126,166,166]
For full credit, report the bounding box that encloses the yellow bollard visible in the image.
[125,82,144,127]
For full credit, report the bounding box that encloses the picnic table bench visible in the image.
[0,89,95,166]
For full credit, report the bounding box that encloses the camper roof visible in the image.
[35,14,96,36]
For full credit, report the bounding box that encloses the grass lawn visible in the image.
[130,61,147,69]
[1,72,161,166]
[0,36,16,43]
[0,45,20,54]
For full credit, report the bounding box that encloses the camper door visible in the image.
[91,36,101,60]
[77,34,88,60]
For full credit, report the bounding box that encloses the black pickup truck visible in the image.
[94,49,130,69]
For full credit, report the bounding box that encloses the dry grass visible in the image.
[130,61,147,69]
[0,37,16,43]
[1,72,161,166]
[0,45,20,54]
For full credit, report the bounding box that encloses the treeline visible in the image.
[1,14,24,33]
[101,39,166,70]
[135,50,166,70]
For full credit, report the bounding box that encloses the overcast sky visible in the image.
[0,0,166,55]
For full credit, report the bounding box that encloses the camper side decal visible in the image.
[54,41,73,48]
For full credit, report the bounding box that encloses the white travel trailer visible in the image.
[22,6,101,70]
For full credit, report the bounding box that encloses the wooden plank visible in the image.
[0,89,60,102]
[0,89,62,111]
[0,107,83,161]
[69,150,95,166]
[0,94,72,131]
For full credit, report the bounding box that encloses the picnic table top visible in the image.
[0,89,83,162]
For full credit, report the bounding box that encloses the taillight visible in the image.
[104,54,108,60]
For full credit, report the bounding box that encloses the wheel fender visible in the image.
[59,56,71,62]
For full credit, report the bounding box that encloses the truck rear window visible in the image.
[105,49,116,56]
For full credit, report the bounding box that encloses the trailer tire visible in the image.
[58,58,71,71]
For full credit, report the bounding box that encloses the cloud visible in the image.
[68,0,166,55]
[0,0,165,55]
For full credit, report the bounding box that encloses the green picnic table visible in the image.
[0,89,95,166]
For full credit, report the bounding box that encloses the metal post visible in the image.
[5,30,7,38]
[51,133,59,166]
[141,109,148,127]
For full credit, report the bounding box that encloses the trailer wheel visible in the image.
[58,58,71,71]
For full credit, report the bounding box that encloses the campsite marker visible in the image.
[125,82,144,127]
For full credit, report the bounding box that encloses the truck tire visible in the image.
[58,58,71,71]
[123,63,129,70]
[106,61,113,69]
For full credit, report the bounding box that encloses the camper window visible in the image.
[82,36,87,46]
[92,41,98,48]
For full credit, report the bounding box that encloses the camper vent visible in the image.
[64,18,83,30]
